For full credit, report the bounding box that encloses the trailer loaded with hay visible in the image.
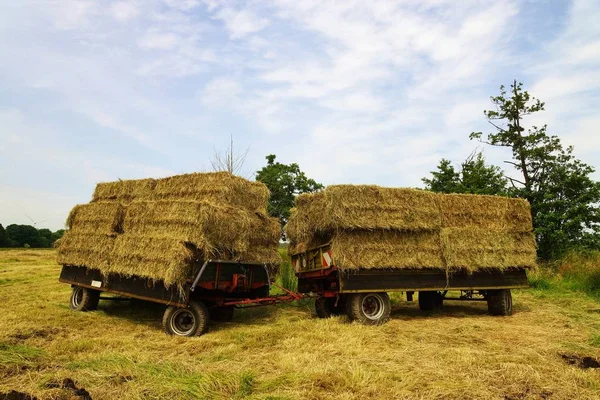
[287,185,537,325]
[56,172,299,337]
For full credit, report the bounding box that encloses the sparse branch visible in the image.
[210,135,250,175]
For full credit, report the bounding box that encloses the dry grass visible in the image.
[2,249,600,399]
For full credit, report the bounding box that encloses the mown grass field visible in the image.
[1,249,600,400]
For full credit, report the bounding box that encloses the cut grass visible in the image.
[0,249,599,399]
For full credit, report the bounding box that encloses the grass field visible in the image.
[1,249,599,400]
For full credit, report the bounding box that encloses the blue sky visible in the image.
[1,0,599,230]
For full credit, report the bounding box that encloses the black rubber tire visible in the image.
[345,292,391,326]
[487,289,513,316]
[315,296,346,318]
[69,286,100,311]
[162,301,210,337]
[418,291,443,312]
[210,306,234,322]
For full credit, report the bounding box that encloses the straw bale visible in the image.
[123,200,279,254]
[123,200,249,253]
[56,231,114,270]
[287,186,441,243]
[238,243,282,265]
[441,228,537,272]
[65,202,124,235]
[109,235,195,287]
[92,178,156,203]
[439,194,532,231]
[152,172,270,211]
[291,230,443,270]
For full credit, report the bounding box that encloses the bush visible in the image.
[533,249,600,299]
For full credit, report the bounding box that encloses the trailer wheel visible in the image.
[315,296,346,318]
[487,289,513,316]
[418,291,443,312]
[346,292,390,325]
[162,301,210,337]
[69,286,100,311]
[210,306,234,322]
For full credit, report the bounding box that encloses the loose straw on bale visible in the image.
[287,186,441,243]
[439,194,532,231]
[441,228,537,272]
[109,235,195,288]
[56,232,115,271]
[66,202,124,235]
[152,172,270,212]
[92,178,156,203]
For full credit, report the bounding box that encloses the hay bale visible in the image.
[439,194,532,231]
[65,202,124,235]
[287,186,441,243]
[109,235,195,287]
[152,172,270,212]
[123,200,280,255]
[291,230,444,270]
[238,243,282,265]
[441,228,537,272]
[123,200,250,254]
[56,231,114,270]
[92,178,156,203]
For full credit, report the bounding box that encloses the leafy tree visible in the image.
[256,155,324,238]
[52,229,65,244]
[5,224,43,248]
[0,223,12,247]
[423,152,507,195]
[470,80,600,259]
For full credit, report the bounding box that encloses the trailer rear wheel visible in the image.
[418,291,443,312]
[210,306,234,322]
[163,301,209,337]
[315,296,345,318]
[69,286,100,311]
[487,289,513,316]
[346,292,390,325]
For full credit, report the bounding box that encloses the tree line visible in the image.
[0,223,64,248]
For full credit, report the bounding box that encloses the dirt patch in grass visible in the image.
[44,378,92,400]
[9,328,60,342]
[561,353,600,369]
[0,391,37,400]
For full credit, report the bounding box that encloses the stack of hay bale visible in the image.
[286,185,537,273]
[57,172,281,287]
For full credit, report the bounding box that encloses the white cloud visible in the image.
[109,1,139,22]
[212,7,269,39]
[200,77,242,107]
[138,31,180,50]
[164,0,200,11]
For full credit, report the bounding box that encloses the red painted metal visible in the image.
[197,283,306,308]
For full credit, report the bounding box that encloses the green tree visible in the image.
[470,80,600,259]
[0,224,12,247]
[256,155,324,238]
[52,229,65,245]
[423,152,507,195]
[5,224,44,248]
